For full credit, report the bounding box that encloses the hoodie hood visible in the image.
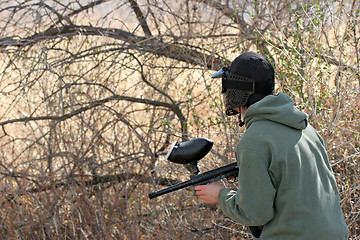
[244,93,308,130]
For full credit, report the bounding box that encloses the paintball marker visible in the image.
[148,138,238,199]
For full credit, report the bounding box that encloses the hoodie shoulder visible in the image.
[244,93,308,130]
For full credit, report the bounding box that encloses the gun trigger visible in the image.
[226,176,237,183]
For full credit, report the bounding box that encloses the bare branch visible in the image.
[0,94,187,134]
[0,24,226,69]
[196,0,248,29]
[3,173,180,201]
[128,0,152,37]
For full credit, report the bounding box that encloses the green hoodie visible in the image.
[218,93,349,240]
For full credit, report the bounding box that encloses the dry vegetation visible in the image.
[0,0,359,239]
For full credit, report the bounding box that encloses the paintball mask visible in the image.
[212,52,275,118]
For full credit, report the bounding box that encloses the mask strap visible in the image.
[238,114,245,127]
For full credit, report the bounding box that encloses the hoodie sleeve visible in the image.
[218,148,276,226]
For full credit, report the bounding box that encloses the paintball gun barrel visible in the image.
[148,138,238,199]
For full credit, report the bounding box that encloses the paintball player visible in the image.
[194,52,349,239]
